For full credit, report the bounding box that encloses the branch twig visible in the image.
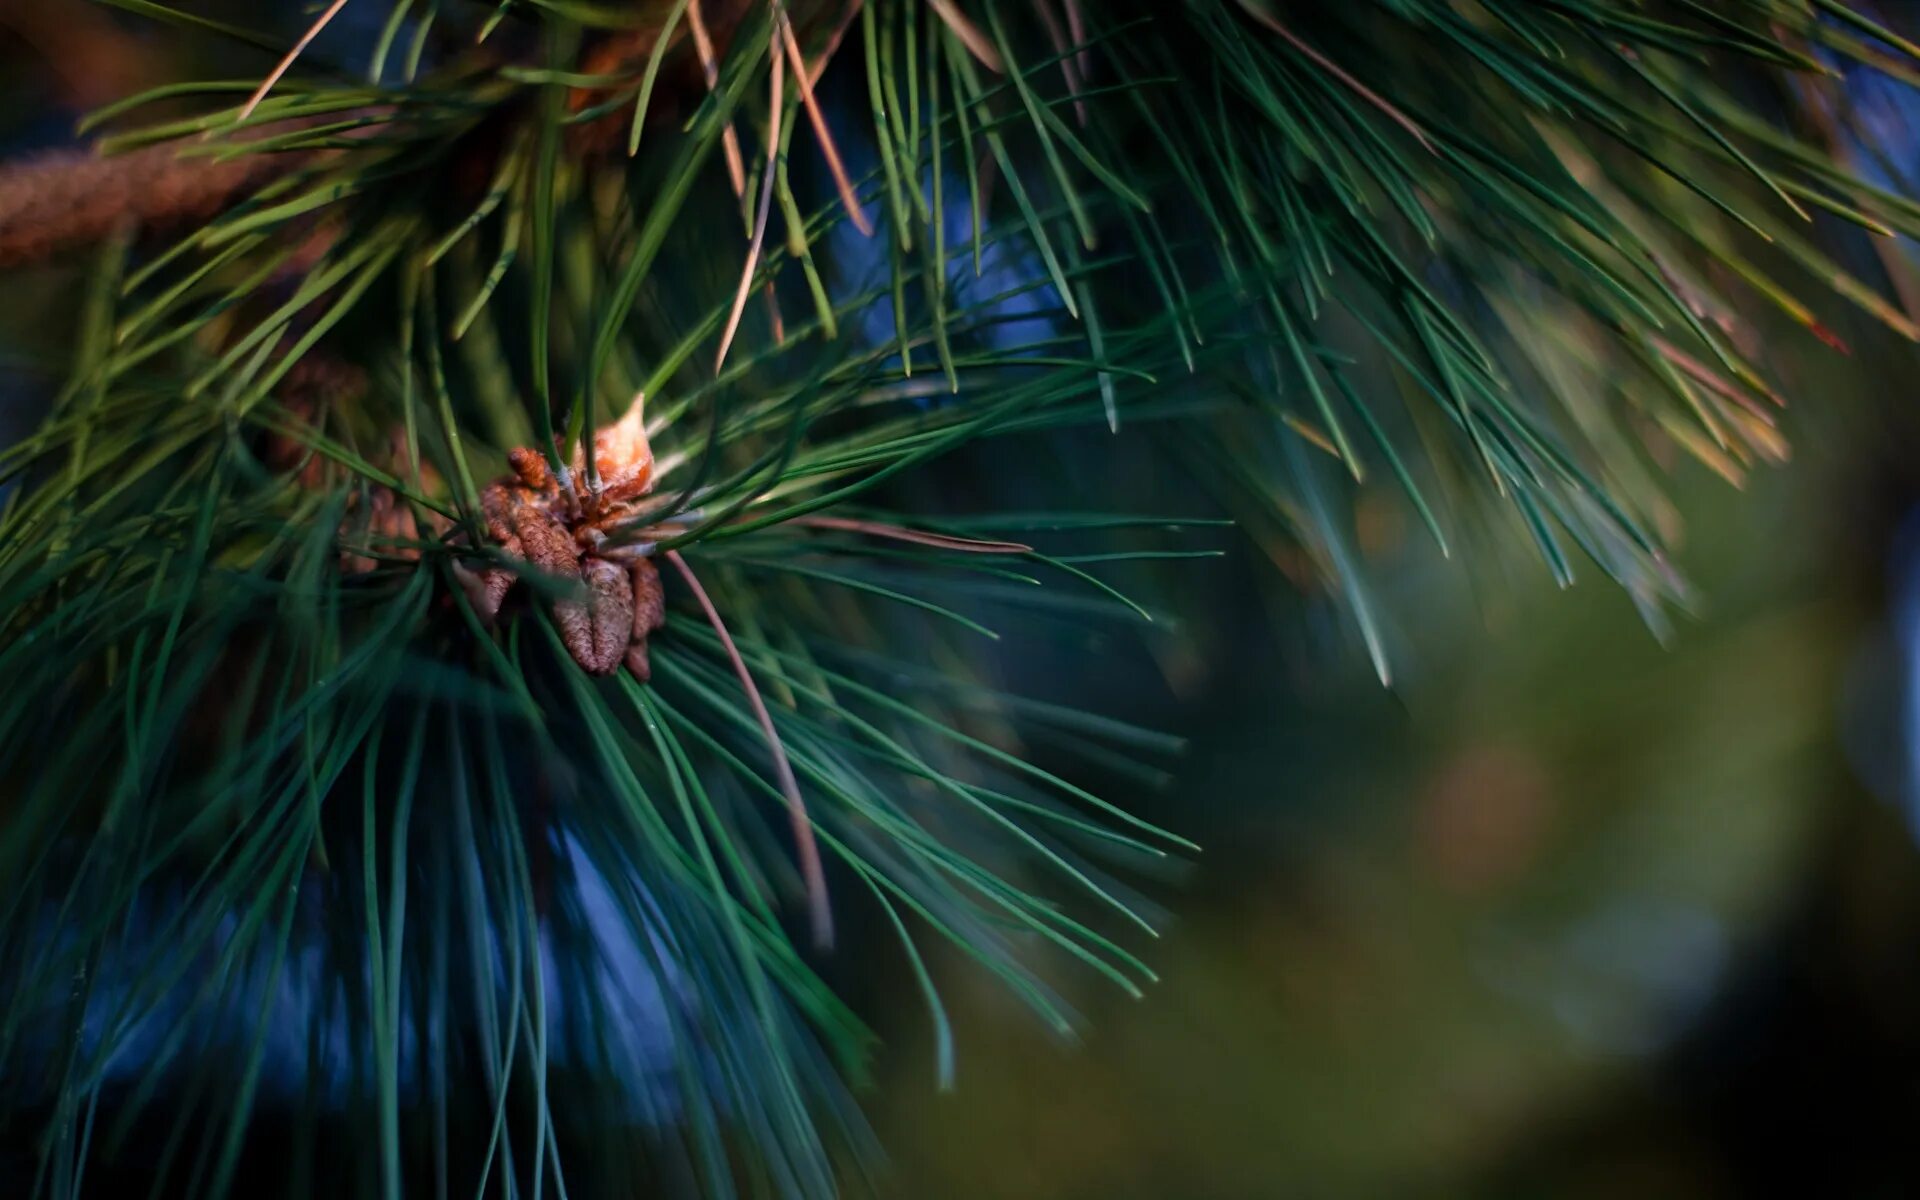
[0,145,292,270]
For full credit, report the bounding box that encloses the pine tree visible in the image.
[2,1,1916,1195]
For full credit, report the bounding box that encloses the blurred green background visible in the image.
[849,183,1920,1197]
[870,448,1920,1197]
[10,6,1920,1197]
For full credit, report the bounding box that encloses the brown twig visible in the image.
[0,144,294,270]
[0,5,701,270]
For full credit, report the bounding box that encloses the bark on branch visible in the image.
[0,145,292,270]
[0,0,766,271]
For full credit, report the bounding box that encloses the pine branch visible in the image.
[0,143,297,269]
[3,3,1918,1197]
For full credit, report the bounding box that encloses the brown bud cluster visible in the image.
[466,399,668,679]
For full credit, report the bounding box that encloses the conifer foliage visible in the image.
[1,1,1917,1195]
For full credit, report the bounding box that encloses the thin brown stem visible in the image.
[1237,4,1435,154]
[664,549,833,950]
[928,0,1005,73]
[716,34,783,374]
[806,0,864,89]
[1063,0,1093,100]
[782,7,874,236]
[793,515,1033,554]
[1033,0,1088,126]
[688,0,750,202]
[238,0,353,122]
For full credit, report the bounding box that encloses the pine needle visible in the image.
[1232,0,1435,154]
[716,39,783,375]
[780,8,873,236]
[793,515,1033,553]
[237,0,352,122]
[928,0,1003,73]
[1034,0,1089,126]
[687,0,749,205]
[664,549,833,950]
